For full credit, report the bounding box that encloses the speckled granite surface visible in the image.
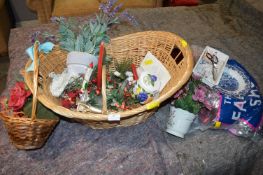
[1,1,263,174]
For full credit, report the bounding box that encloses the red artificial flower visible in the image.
[87,87,91,94]
[61,99,73,109]
[7,82,31,111]
[124,91,131,97]
[120,102,126,110]
[96,89,101,95]
[107,76,112,82]
[61,90,81,109]
[89,63,94,68]
[67,90,80,101]
[114,103,120,108]
[91,79,97,84]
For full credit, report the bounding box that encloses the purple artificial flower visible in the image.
[99,0,138,26]
[138,92,148,102]
[50,16,65,24]
[30,30,58,44]
[151,75,157,82]
[50,16,59,23]
[99,0,123,21]
[99,3,109,14]
[44,34,56,43]
[30,31,41,44]
[99,0,118,16]
[119,10,138,26]
[109,3,123,18]
[107,0,118,10]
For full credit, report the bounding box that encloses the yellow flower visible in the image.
[136,87,142,94]
[144,59,153,65]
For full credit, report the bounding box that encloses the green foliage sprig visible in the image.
[52,0,138,55]
[172,76,217,115]
[172,77,203,115]
[114,59,132,80]
[57,17,110,55]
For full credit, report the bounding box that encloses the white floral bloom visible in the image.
[114,71,121,77]
[125,71,133,77]
[127,76,133,82]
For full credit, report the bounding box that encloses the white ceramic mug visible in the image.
[166,106,196,138]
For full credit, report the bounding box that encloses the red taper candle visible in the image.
[97,42,104,93]
[131,63,138,80]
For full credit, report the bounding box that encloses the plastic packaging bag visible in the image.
[213,59,263,139]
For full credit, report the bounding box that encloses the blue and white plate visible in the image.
[217,63,251,99]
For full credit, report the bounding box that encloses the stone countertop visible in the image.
[1,1,263,174]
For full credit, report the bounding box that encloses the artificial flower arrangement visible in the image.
[0,81,31,112]
[36,0,167,113]
[0,80,59,119]
[172,75,219,122]
[55,48,162,112]
[0,70,59,149]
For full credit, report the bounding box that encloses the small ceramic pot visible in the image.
[166,106,196,138]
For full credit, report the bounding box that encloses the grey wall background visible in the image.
[9,0,37,23]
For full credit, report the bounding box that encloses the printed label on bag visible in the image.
[108,113,121,121]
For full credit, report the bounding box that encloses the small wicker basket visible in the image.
[23,31,193,129]
[0,42,59,149]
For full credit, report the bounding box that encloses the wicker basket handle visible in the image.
[101,65,107,114]
[31,42,40,121]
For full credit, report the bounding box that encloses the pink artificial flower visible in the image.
[192,88,205,103]
[192,73,202,80]
[174,89,184,99]
[203,99,213,110]
[198,85,207,92]
[199,108,211,124]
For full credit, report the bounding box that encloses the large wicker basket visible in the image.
[0,42,59,149]
[24,31,193,129]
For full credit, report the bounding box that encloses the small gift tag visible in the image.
[108,113,121,121]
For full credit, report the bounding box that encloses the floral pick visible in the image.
[26,41,54,72]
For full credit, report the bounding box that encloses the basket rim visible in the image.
[0,110,59,123]
[23,31,193,121]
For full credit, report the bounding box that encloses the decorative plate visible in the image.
[216,63,251,99]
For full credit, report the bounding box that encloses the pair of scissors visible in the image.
[205,52,218,81]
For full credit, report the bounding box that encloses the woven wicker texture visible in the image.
[24,31,193,129]
[0,111,58,149]
[0,42,59,150]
